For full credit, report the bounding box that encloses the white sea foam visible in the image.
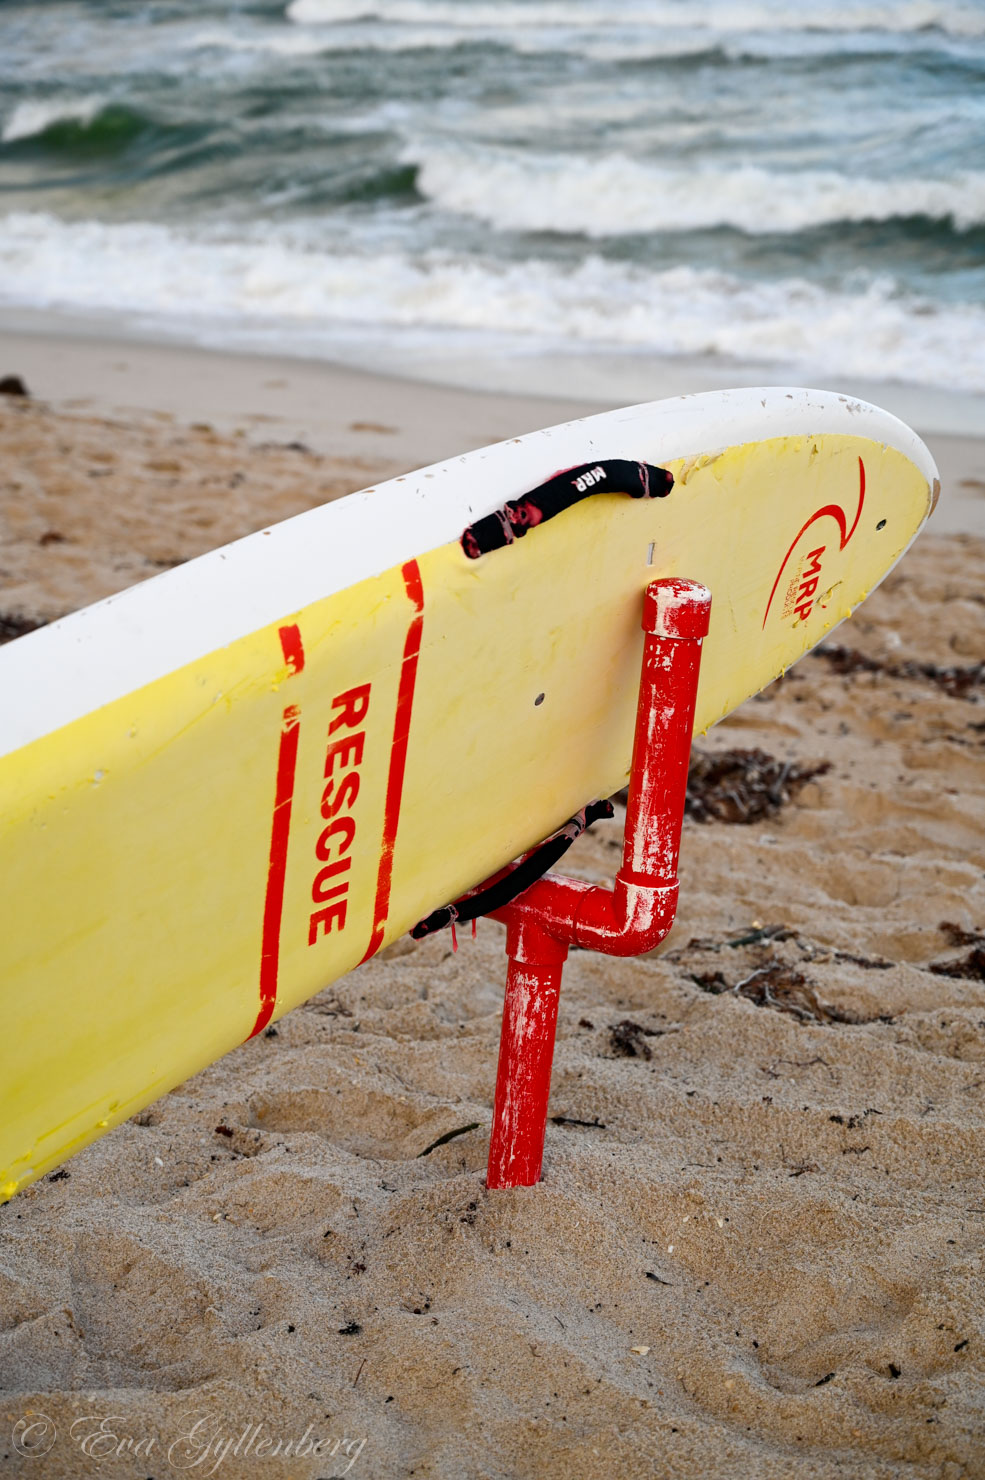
[409,145,985,235]
[184,24,486,56]
[287,0,985,38]
[1,211,983,392]
[1,97,108,144]
[185,27,339,56]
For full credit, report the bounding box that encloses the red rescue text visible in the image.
[307,683,371,946]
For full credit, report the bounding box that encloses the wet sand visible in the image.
[1,338,984,1479]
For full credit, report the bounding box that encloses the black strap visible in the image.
[410,799,614,939]
[461,459,673,559]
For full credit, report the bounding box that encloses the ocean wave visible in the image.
[183,24,497,56]
[184,23,749,66]
[184,20,985,64]
[2,97,108,145]
[0,98,159,158]
[287,0,985,39]
[409,146,985,235]
[0,211,983,391]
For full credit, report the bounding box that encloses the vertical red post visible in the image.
[486,576,711,1189]
[621,577,710,884]
[487,916,569,1189]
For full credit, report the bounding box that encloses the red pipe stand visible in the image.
[486,577,712,1189]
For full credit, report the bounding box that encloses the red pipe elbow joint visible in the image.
[487,576,712,1189]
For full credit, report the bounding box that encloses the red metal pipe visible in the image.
[486,916,568,1189]
[486,576,711,1189]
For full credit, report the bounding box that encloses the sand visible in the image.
[1,333,984,1480]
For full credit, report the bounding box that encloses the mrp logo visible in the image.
[573,465,606,493]
[762,455,867,629]
[782,546,825,622]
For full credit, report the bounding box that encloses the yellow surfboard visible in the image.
[0,388,938,1201]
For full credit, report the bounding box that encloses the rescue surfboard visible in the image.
[0,387,939,1201]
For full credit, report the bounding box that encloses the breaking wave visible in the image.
[2,97,108,144]
[287,0,985,39]
[1,211,983,391]
[409,145,985,235]
[1,99,157,157]
[184,21,985,64]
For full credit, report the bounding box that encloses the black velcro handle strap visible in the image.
[461,459,673,559]
[410,799,615,939]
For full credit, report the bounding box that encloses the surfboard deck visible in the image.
[0,387,939,1201]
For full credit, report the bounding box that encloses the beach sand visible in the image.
[1,333,984,1479]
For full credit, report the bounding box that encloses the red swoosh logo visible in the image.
[762,456,866,628]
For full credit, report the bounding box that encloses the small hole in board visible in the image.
[876,519,887,530]
[647,542,655,566]
[534,693,545,706]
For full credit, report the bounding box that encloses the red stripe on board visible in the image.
[248,622,306,1040]
[361,560,425,964]
[279,623,306,675]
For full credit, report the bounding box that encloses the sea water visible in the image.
[0,0,983,410]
